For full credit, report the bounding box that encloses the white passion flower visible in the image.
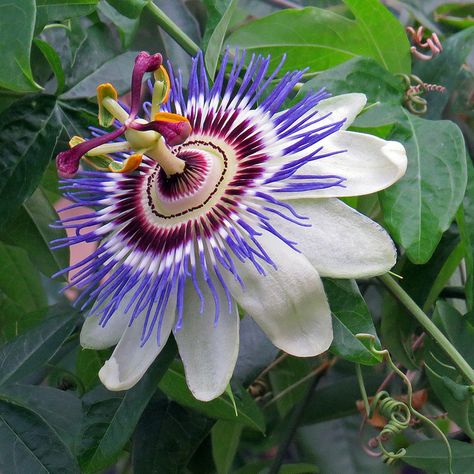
[53,51,407,401]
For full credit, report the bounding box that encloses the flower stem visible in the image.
[146,1,200,56]
[378,273,474,383]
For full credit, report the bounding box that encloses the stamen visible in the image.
[56,125,126,177]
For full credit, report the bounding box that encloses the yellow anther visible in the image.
[69,136,85,148]
[97,83,119,127]
[154,111,190,124]
[154,65,171,104]
[108,153,143,173]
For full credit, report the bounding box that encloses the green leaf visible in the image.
[0,95,62,227]
[459,160,474,310]
[159,361,265,432]
[400,228,461,308]
[76,348,108,393]
[79,341,177,473]
[0,384,82,453]
[324,279,381,365]
[299,415,390,474]
[0,304,77,387]
[105,0,146,18]
[0,399,80,473]
[0,188,69,278]
[435,3,474,29]
[269,357,312,417]
[0,0,40,92]
[56,99,100,139]
[226,0,410,75]
[205,0,237,78]
[425,301,474,438]
[98,1,140,48]
[33,38,66,94]
[60,50,138,99]
[381,293,418,370]
[211,419,242,474]
[0,297,26,344]
[404,440,474,474]
[342,0,411,72]
[132,398,214,474]
[0,243,46,315]
[202,0,233,51]
[380,112,467,264]
[233,316,279,386]
[35,0,99,33]
[65,20,121,90]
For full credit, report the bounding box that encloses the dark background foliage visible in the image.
[0,1,473,473]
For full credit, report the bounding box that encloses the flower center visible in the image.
[151,148,225,216]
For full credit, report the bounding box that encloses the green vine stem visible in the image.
[146,1,200,56]
[378,273,474,383]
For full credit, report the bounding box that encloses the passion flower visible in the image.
[53,50,407,401]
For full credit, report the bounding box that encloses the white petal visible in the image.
[174,278,239,402]
[274,93,366,131]
[80,295,134,350]
[225,232,332,357]
[314,93,367,130]
[278,131,407,199]
[276,198,396,278]
[98,295,177,391]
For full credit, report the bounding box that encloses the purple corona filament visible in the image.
[53,49,347,346]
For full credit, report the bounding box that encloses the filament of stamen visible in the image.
[87,141,132,156]
[102,97,129,123]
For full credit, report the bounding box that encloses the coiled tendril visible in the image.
[366,391,411,464]
[398,73,446,115]
[356,334,453,473]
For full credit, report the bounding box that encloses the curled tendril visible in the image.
[355,334,454,474]
[406,26,443,61]
[365,391,410,464]
[398,74,447,115]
